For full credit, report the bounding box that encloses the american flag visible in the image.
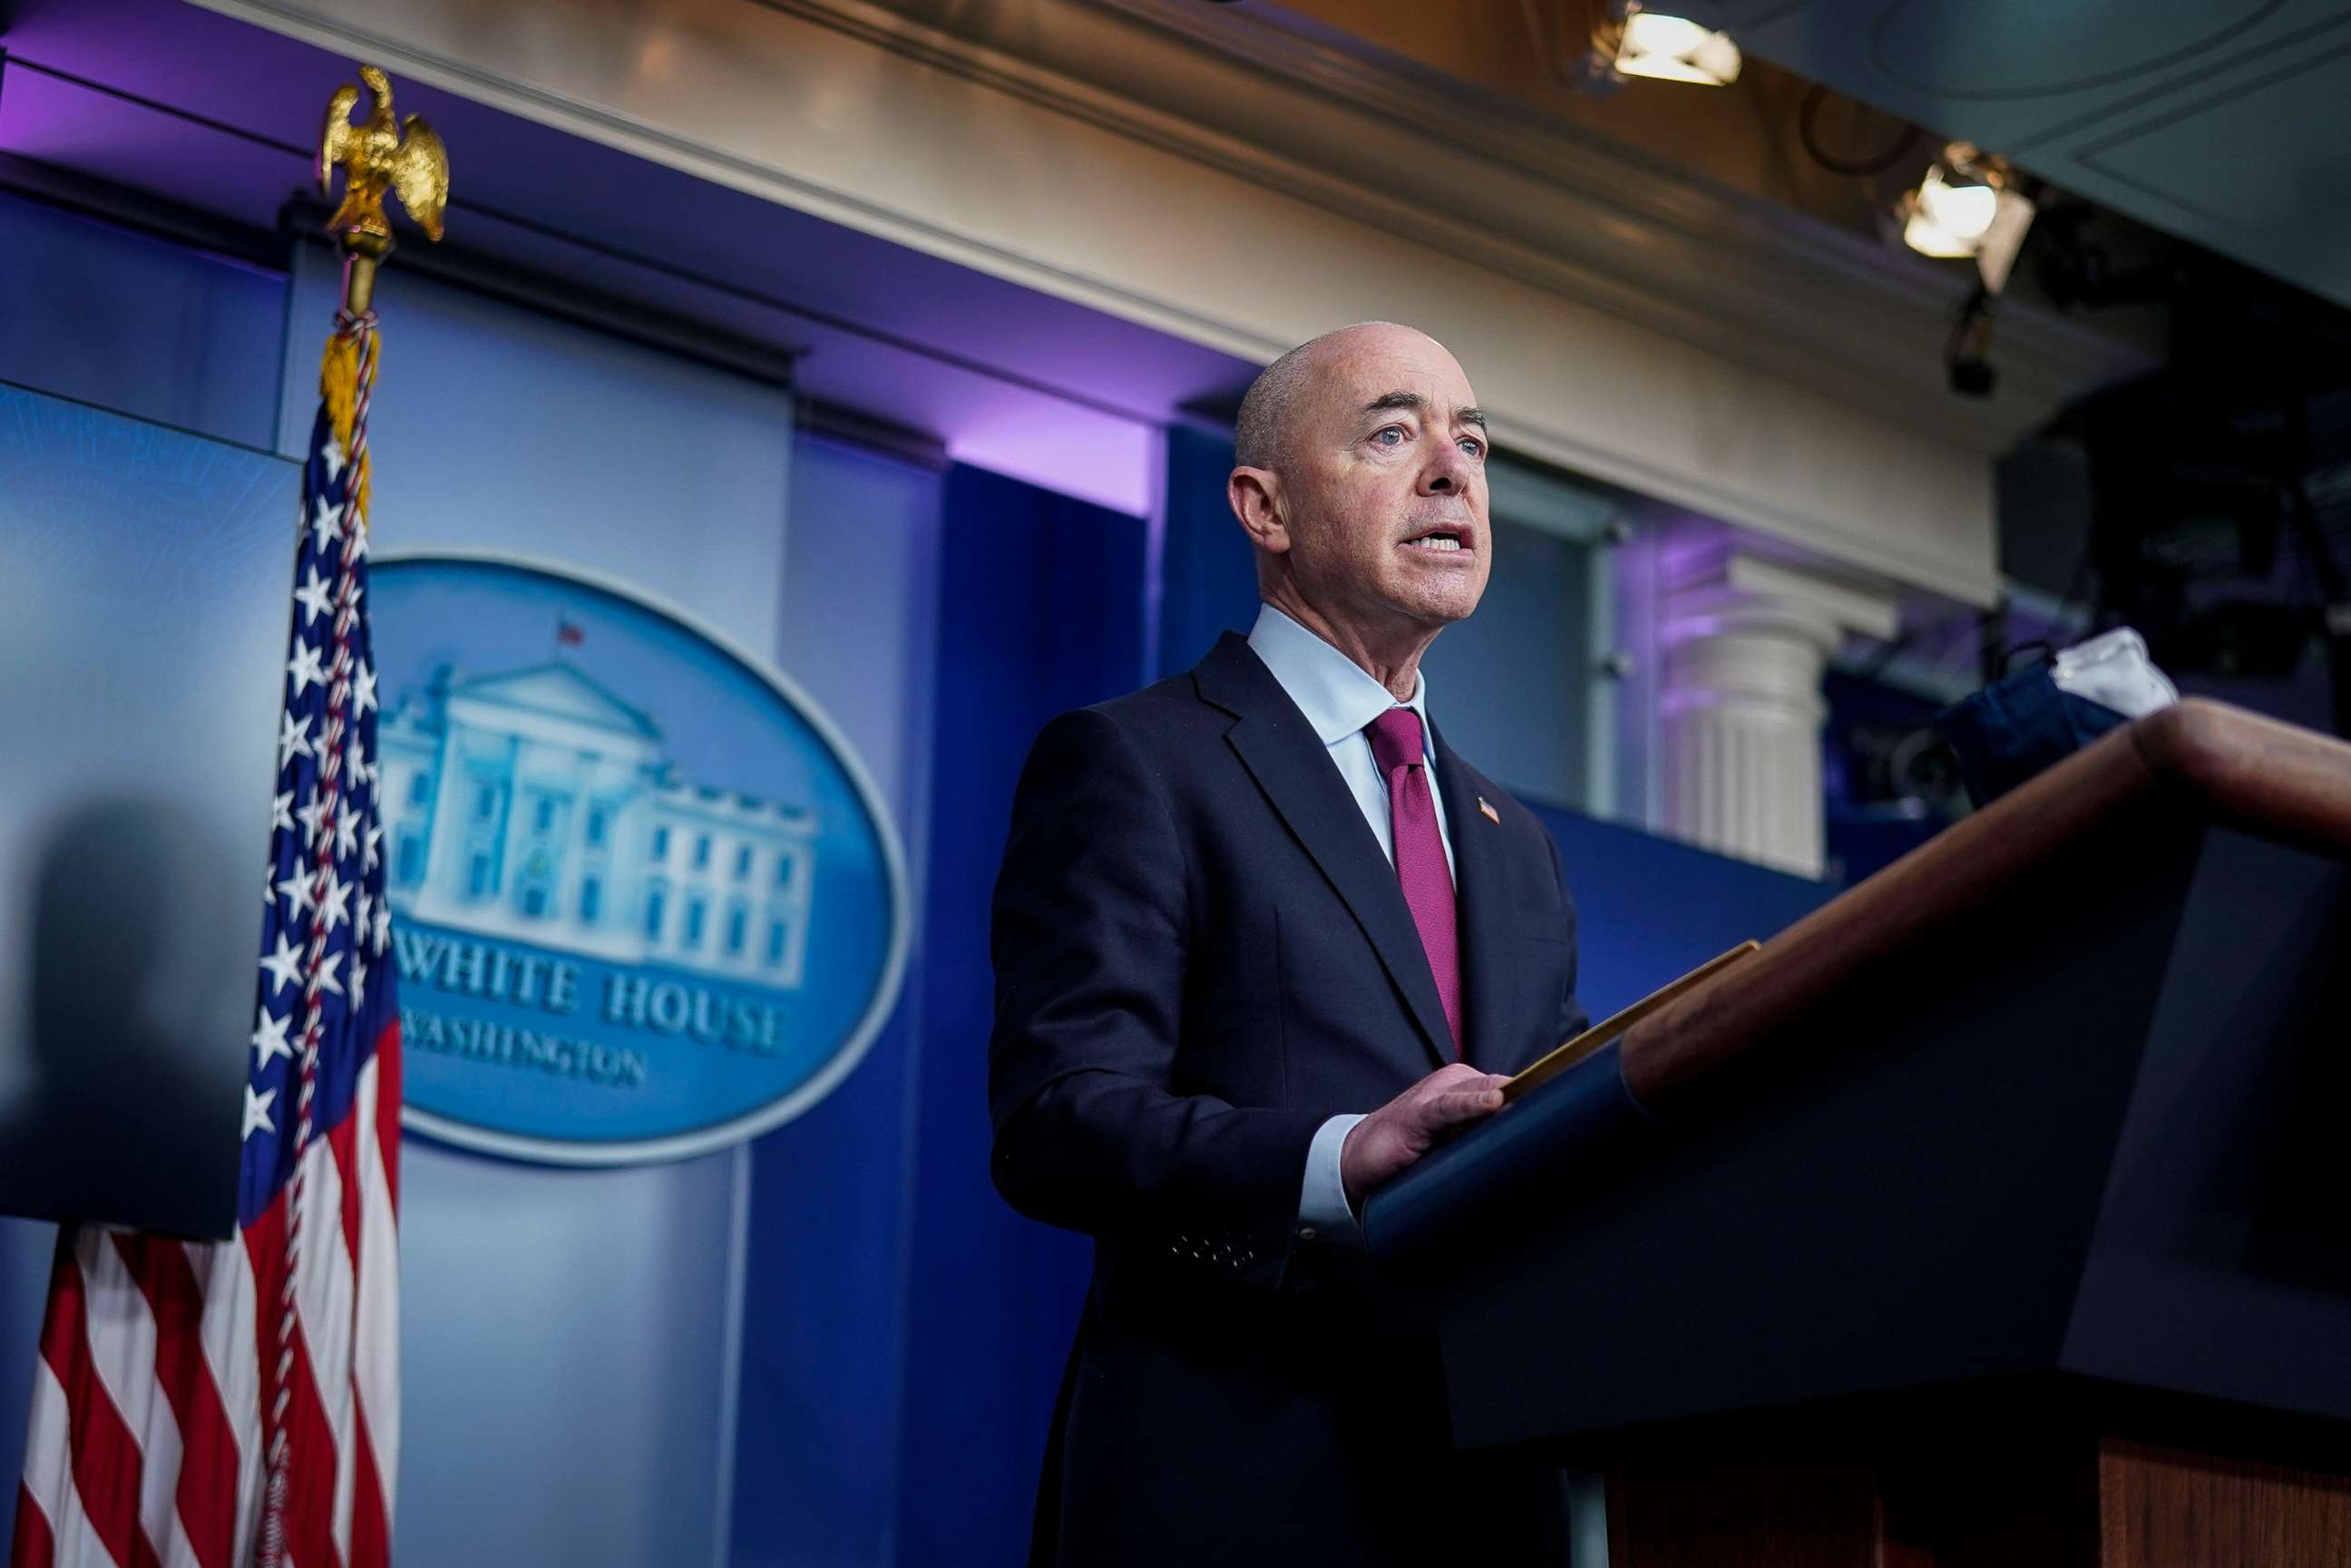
[13,311,403,1568]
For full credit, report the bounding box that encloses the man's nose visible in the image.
[1420,443,1474,495]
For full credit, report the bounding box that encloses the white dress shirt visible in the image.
[1244,602,1457,1238]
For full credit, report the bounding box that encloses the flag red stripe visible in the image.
[38,1239,162,1568]
[279,1320,342,1568]
[329,1108,363,1285]
[111,1234,239,1568]
[242,1198,288,1417]
[375,1018,402,1216]
[241,1187,294,1568]
[13,1479,57,1568]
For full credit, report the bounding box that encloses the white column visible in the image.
[1658,550,1900,878]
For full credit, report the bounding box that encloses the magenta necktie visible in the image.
[1366,707,1462,1057]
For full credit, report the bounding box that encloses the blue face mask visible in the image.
[1936,628,2177,809]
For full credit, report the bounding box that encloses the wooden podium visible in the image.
[1363,699,2351,1566]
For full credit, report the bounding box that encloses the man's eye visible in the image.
[1373,426,1405,447]
[1459,437,1485,459]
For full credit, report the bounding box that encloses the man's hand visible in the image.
[1340,1063,1511,1209]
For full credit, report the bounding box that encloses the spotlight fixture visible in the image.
[1898,143,2037,291]
[1608,7,1742,85]
[1903,168,1998,258]
[1897,145,2044,398]
[1530,2,1742,90]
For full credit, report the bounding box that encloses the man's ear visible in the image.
[1228,466,1290,557]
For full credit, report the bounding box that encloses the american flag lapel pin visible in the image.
[1477,796,1500,824]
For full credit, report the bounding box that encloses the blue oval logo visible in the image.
[370,555,907,1164]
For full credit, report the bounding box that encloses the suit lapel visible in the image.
[1195,634,1453,1069]
[1430,734,1518,1074]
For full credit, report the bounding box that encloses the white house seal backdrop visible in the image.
[370,553,908,1164]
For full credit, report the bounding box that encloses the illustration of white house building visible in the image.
[378,661,817,987]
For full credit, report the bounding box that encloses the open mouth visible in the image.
[1400,524,1472,554]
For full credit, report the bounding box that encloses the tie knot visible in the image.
[1366,706,1426,776]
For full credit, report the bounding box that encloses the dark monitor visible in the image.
[0,380,296,1238]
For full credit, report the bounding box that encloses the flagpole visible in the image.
[251,64,446,1568]
[342,246,382,318]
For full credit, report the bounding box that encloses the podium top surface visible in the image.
[1619,700,2351,1115]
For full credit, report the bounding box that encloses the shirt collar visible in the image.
[1245,603,1434,756]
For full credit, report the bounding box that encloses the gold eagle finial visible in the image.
[317,63,448,261]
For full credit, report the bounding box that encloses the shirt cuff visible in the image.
[1295,1114,1370,1238]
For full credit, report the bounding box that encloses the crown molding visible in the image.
[193,0,2014,601]
[755,0,2154,453]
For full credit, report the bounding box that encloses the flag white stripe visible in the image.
[21,1354,76,1564]
[120,1300,208,1568]
[92,1243,209,1568]
[292,1129,359,1568]
[73,1232,175,1568]
[23,1360,120,1568]
[184,1240,263,1568]
[58,1476,123,1568]
[156,1494,203,1568]
[83,1236,210,1568]
[351,1053,400,1531]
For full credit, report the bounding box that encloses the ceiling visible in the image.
[0,0,1260,512]
[1675,0,2351,310]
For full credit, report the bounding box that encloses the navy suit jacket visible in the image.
[989,631,1588,1565]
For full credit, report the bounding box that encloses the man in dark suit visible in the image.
[989,322,1588,1565]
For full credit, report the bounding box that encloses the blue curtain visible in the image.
[1530,803,1830,1018]
[1156,424,1258,679]
[893,465,1147,1567]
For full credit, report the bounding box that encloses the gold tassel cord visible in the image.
[317,325,377,532]
[318,328,357,443]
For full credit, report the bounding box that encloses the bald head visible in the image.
[1234,322,1417,473]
